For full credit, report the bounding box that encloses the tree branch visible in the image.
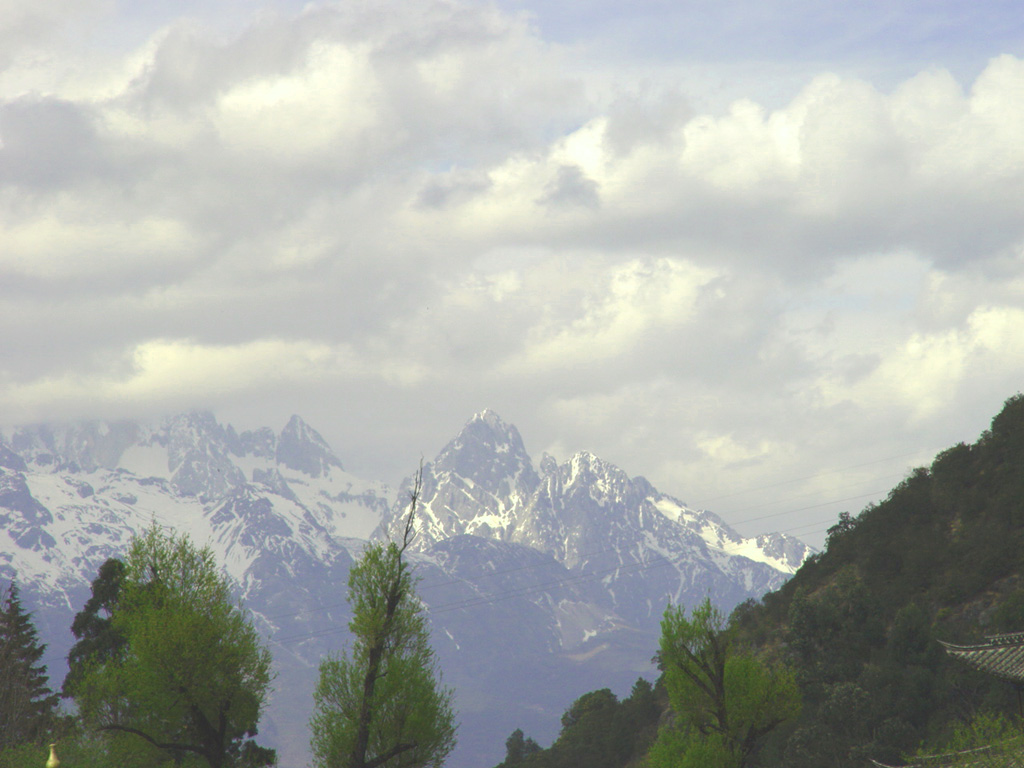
[399,460,423,557]
[97,724,208,760]
[364,741,418,768]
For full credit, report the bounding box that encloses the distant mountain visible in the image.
[0,409,810,768]
[377,410,808,625]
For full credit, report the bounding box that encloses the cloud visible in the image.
[814,304,1024,421]
[498,257,719,375]
[0,0,110,69]
[1,0,1024,544]
[0,336,437,425]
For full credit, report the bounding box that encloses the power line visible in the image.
[689,450,923,507]
[271,549,691,645]
[72,448,918,637]
[268,489,891,646]
[256,480,899,630]
[272,504,875,646]
[723,473,903,520]
[729,489,890,527]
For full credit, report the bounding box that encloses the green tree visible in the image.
[500,729,540,766]
[70,527,275,768]
[310,472,456,768]
[0,579,59,751]
[63,557,127,699]
[911,712,1024,768]
[307,475,456,768]
[652,598,800,768]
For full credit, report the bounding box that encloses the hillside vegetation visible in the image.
[504,393,1024,768]
[748,392,1024,766]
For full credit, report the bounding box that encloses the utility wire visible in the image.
[271,548,692,645]
[722,473,904,519]
[256,479,900,629]
[77,450,915,636]
[689,450,923,506]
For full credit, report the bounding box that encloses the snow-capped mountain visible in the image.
[2,412,388,588]
[378,409,809,625]
[0,409,811,768]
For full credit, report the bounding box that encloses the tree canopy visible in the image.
[491,678,661,768]
[63,557,126,700]
[652,598,800,768]
[69,527,274,768]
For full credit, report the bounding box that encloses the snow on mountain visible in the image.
[378,410,812,626]
[0,411,395,767]
[0,408,812,768]
[391,409,540,543]
[1,412,388,588]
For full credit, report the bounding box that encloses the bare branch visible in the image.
[399,459,423,557]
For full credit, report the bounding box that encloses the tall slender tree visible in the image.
[310,470,456,768]
[0,579,59,750]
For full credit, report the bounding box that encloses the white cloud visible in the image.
[835,305,1024,420]
[2,0,1024,544]
[501,257,719,374]
[0,336,438,425]
[1,209,199,278]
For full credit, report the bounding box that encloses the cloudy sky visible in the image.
[2,0,1023,547]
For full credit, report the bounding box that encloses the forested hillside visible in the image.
[503,393,1024,768]
[747,392,1024,766]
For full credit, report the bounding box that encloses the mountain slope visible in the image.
[378,410,810,627]
[0,409,809,768]
[728,393,1024,768]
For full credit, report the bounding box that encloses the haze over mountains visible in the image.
[0,409,810,767]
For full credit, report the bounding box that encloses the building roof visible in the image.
[870,745,994,768]
[941,632,1024,684]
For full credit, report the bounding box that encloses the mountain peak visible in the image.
[564,450,620,484]
[432,411,536,491]
[469,408,510,433]
[276,415,344,477]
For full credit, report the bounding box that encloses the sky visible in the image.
[2,0,1024,548]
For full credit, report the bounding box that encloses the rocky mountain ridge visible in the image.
[378,410,807,625]
[0,409,811,768]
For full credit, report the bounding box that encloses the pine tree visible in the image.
[0,579,59,750]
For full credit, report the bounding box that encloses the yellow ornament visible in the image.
[45,743,60,768]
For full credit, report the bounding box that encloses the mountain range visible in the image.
[0,409,811,768]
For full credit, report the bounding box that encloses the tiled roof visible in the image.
[870,745,994,767]
[941,632,1024,684]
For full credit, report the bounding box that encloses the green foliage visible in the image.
[0,720,183,768]
[912,712,1024,768]
[310,483,456,768]
[546,689,628,768]
[487,393,1024,768]
[500,729,540,766]
[0,742,50,768]
[0,580,59,751]
[493,678,661,768]
[730,393,1024,767]
[648,728,737,768]
[70,526,274,768]
[64,558,126,699]
[656,599,800,768]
